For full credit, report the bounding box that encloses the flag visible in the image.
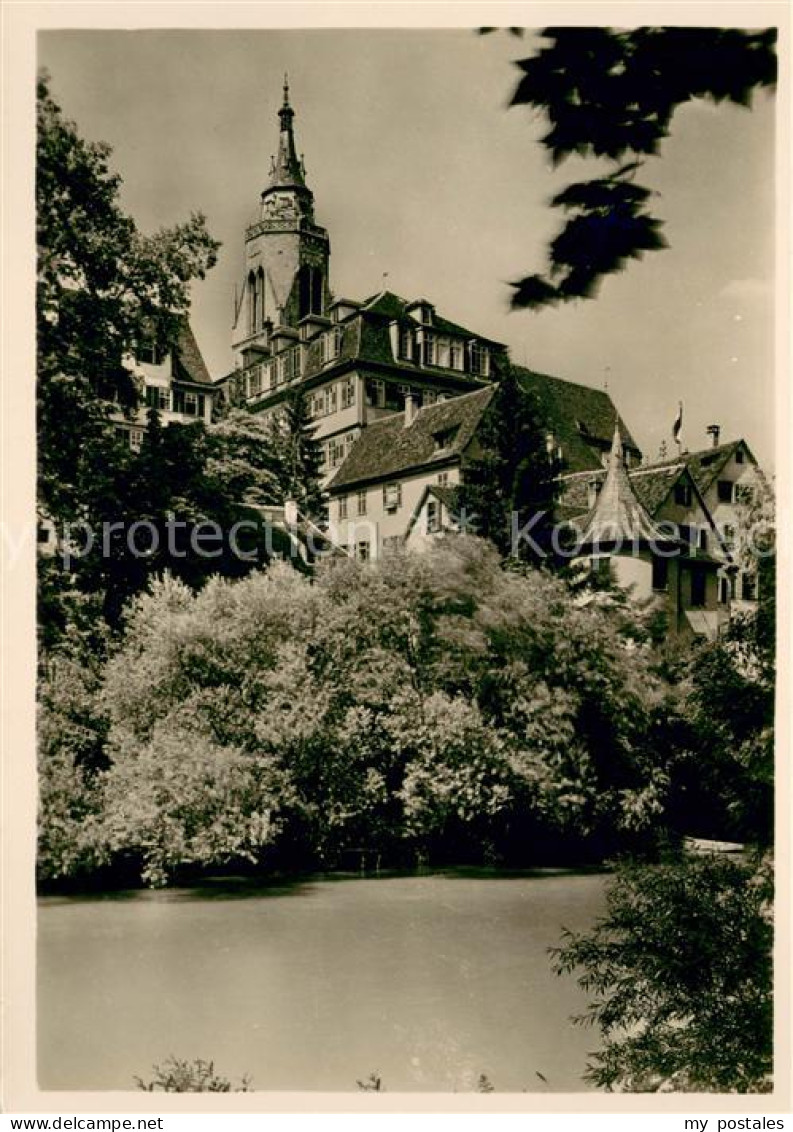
[672,401,683,446]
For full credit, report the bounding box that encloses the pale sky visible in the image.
[39,28,777,467]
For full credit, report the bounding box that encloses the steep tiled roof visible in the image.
[632,441,752,497]
[513,366,641,474]
[560,462,694,520]
[359,290,502,345]
[578,426,673,549]
[629,464,688,514]
[173,318,212,385]
[328,386,495,491]
[680,441,750,495]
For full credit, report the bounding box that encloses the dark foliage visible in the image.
[552,853,773,1092]
[502,27,777,307]
[457,368,559,560]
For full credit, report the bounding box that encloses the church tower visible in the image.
[232,78,331,365]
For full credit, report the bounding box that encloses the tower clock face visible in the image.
[264,193,298,222]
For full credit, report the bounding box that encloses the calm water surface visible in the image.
[38,870,607,1092]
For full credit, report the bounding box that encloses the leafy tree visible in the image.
[40,539,676,885]
[551,853,773,1092]
[493,28,777,308]
[665,479,776,848]
[457,368,559,560]
[37,71,220,521]
[268,385,326,522]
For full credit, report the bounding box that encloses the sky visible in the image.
[38,27,777,468]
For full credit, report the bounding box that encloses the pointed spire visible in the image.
[267,75,307,192]
[578,421,671,550]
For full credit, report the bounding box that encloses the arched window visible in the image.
[256,269,265,328]
[298,265,312,320]
[311,269,323,315]
[248,272,258,334]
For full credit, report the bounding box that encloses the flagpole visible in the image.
[673,400,683,453]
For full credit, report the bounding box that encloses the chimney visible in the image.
[706,424,721,448]
[404,391,420,427]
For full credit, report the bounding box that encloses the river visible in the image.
[38,869,607,1093]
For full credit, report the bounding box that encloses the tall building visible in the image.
[222,82,506,481]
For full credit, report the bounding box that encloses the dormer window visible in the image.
[469,342,490,377]
[422,332,437,366]
[398,326,415,361]
[136,341,166,367]
[674,482,692,507]
[433,426,459,451]
[320,326,343,365]
[587,479,603,508]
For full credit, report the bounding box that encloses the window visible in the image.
[652,556,669,592]
[438,472,449,486]
[741,573,756,601]
[338,496,348,521]
[382,535,402,556]
[587,479,603,508]
[356,490,367,517]
[735,448,745,464]
[366,378,386,408]
[422,332,437,366]
[698,528,708,552]
[735,483,753,505]
[433,426,459,451]
[328,437,347,468]
[398,326,414,361]
[356,540,370,562]
[436,338,450,368]
[717,480,735,504]
[426,500,440,534]
[248,272,258,333]
[321,327,343,365]
[145,385,170,411]
[246,365,262,399]
[422,389,438,407]
[674,482,692,507]
[470,342,490,377]
[719,577,730,604]
[184,391,205,418]
[280,347,300,384]
[136,342,166,366]
[383,482,402,511]
[129,427,144,452]
[340,377,356,409]
[449,341,464,371]
[690,569,706,609]
[722,522,736,549]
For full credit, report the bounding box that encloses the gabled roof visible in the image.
[513,366,641,474]
[631,440,754,497]
[577,425,672,550]
[327,386,495,492]
[359,290,503,345]
[173,318,212,385]
[679,441,753,495]
[561,461,690,519]
[404,483,462,540]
